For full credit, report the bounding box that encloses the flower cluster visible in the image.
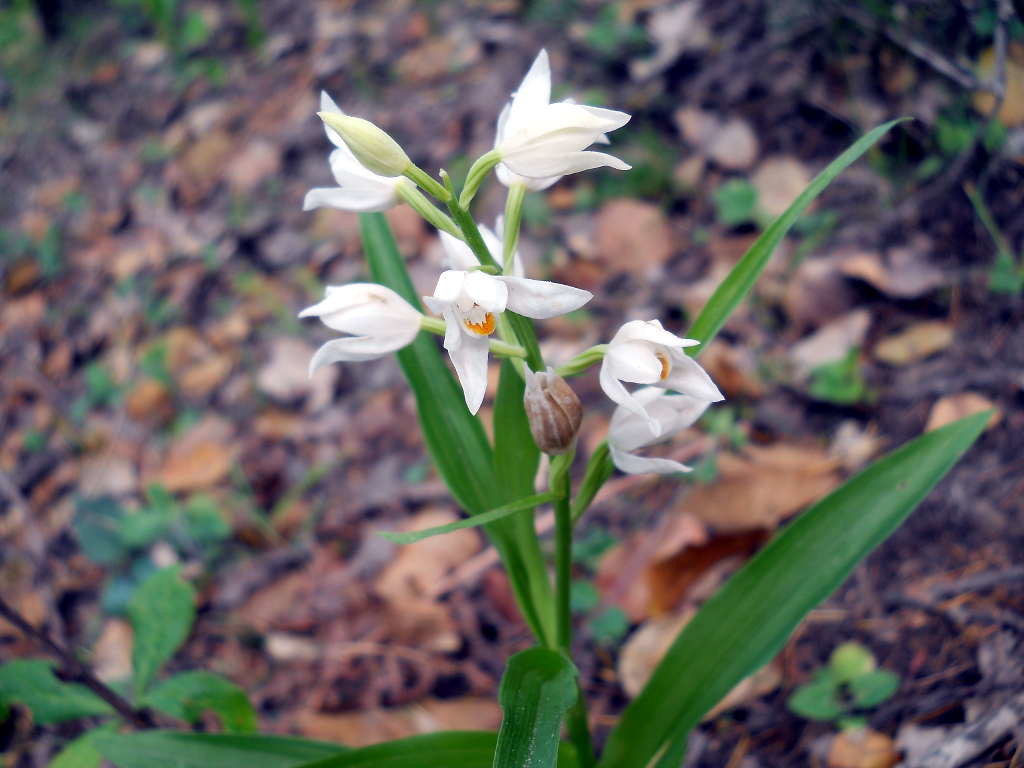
[300,50,723,474]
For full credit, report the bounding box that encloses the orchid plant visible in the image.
[18,51,989,768]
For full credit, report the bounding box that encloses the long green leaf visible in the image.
[378,492,559,544]
[95,732,345,768]
[493,649,578,768]
[129,566,195,697]
[491,359,556,645]
[600,411,988,768]
[296,730,577,768]
[49,725,114,768]
[685,119,907,351]
[360,212,497,513]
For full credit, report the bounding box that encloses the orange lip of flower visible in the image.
[656,351,671,380]
[463,312,496,336]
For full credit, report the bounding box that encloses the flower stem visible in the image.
[404,163,451,202]
[555,344,609,378]
[420,316,526,359]
[396,180,462,238]
[550,447,596,768]
[502,182,527,273]
[459,149,501,209]
[570,441,615,524]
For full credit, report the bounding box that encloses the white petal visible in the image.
[556,150,632,175]
[599,358,663,436]
[439,231,479,270]
[605,341,663,384]
[478,224,504,265]
[308,335,406,374]
[500,276,592,319]
[302,185,396,213]
[611,320,699,350]
[663,353,725,402]
[609,445,692,475]
[645,392,712,436]
[448,334,490,413]
[495,161,561,190]
[441,307,463,353]
[509,50,551,124]
[431,270,468,304]
[610,390,709,452]
[463,271,508,313]
[319,91,349,149]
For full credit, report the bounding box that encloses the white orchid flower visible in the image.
[299,283,422,376]
[303,92,405,213]
[599,320,723,434]
[438,219,524,277]
[424,270,592,413]
[608,388,712,475]
[494,49,631,183]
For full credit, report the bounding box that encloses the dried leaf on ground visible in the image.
[838,244,945,298]
[295,697,502,747]
[874,321,954,365]
[752,156,812,218]
[682,443,842,533]
[91,619,134,682]
[153,417,236,492]
[925,393,1001,432]
[258,336,337,409]
[790,310,871,378]
[974,43,1024,127]
[828,728,900,768]
[830,421,886,472]
[595,199,673,277]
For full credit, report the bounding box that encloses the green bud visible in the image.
[317,112,410,177]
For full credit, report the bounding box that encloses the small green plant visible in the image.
[72,486,230,614]
[0,567,256,764]
[809,347,872,406]
[713,178,760,228]
[965,183,1024,294]
[70,363,122,423]
[788,642,900,729]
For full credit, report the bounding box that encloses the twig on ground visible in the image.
[0,596,156,729]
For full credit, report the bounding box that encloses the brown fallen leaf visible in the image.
[828,728,900,768]
[296,697,502,747]
[157,440,234,492]
[830,421,886,472]
[790,310,871,378]
[838,245,945,298]
[682,443,843,533]
[699,341,764,398]
[91,619,134,683]
[595,199,673,277]
[874,321,954,365]
[752,156,812,218]
[974,43,1024,127]
[925,393,1001,432]
[125,378,173,422]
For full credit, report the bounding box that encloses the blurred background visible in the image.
[1,0,1023,765]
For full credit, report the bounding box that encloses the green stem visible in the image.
[570,441,615,524]
[396,180,462,238]
[404,163,451,202]
[502,182,527,273]
[459,149,501,209]
[555,344,609,378]
[568,686,596,768]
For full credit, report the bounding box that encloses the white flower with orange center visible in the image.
[599,320,723,434]
[424,270,592,413]
[438,219,524,277]
[608,388,712,475]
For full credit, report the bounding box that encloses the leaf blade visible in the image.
[599,411,988,768]
[141,670,257,733]
[95,731,345,768]
[685,119,908,351]
[129,566,196,697]
[493,648,578,768]
[0,660,113,725]
[378,492,559,544]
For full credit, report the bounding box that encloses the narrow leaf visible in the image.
[493,648,578,768]
[378,492,559,544]
[141,670,257,733]
[49,726,112,768]
[294,731,552,768]
[95,731,345,768]
[685,119,907,351]
[0,660,113,724]
[600,412,988,768]
[360,212,498,514]
[128,566,195,697]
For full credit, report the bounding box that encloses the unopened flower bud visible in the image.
[524,368,582,454]
[317,112,411,177]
